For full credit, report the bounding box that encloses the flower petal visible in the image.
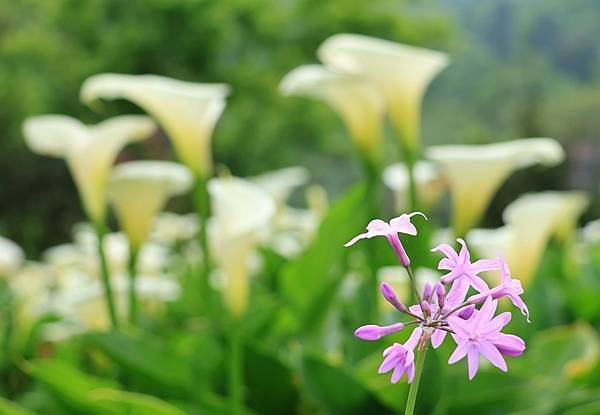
[478,341,507,372]
[467,344,480,380]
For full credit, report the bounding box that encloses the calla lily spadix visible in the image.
[318,33,448,150]
[107,160,194,251]
[383,161,446,213]
[426,138,565,236]
[467,191,588,286]
[208,176,275,317]
[80,73,230,178]
[0,235,24,278]
[279,64,385,162]
[22,115,155,225]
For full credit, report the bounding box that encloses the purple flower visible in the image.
[432,238,499,292]
[355,323,405,341]
[447,297,525,380]
[345,212,427,267]
[468,258,530,323]
[380,282,409,313]
[378,328,423,383]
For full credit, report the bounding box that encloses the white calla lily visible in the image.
[208,176,275,316]
[467,191,588,286]
[383,161,446,212]
[0,235,24,278]
[108,161,193,250]
[80,73,229,177]
[250,166,309,208]
[23,115,155,224]
[280,64,385,161]
[426,138,565,235]
[318,33,448,149]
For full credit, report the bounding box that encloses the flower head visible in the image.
[81,74,229,177]
[432,238,498,292]
[345,212,427,267]
[378,328,423,383]
[447,297,525,380]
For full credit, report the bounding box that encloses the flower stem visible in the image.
[127,247,139,325]
[229,326,244,415]
[95,223,118,329]
[404,347,427,415]
[404,265,422,306]
[193,175,212,303]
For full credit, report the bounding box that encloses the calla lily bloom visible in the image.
[467,191,588,286]
[0,235,24,278]
[23,115,155,225]
[280,64,385,162]
[426,138,565,235]
[80,73,229,177]
[107,161,193,251]
[383,161,446,212]
[318,34,448,150]
[250,166,309,209]
[209,176,275,316]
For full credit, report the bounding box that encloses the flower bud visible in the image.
[435,283,445,308]
[457,304,475,319]
[354,322,405,341]
[422,282,433,302]
[380,282,409,313]
[421,300,431,317]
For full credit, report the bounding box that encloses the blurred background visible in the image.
[2,0,599,255]
[1,1,600,414]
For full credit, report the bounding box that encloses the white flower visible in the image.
[426,138,565,235]
[583,219,600,245]
[0,235,24,278]
[208,176,275,316]
[280,64,385,161]
[150,212,199,245]
[318,33,448,149]
[81,73,229,177]
[467,191,589,286]
[250,166,309,208]
[383,161,446,212]
[23,115,155,224]
[108,161,193,250]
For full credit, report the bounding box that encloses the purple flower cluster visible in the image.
[346,213,528,383]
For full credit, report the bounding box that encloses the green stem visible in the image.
[193,175,212,301]
[405,265,422,307]
[229,326,244,415]
[128,247,139,325]
[95,223,118,329]
[0,281,14,370]
[404,347,427,415]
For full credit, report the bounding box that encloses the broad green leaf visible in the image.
[281,183,368,330]
[244,343,299,415]
[0,397,40,415]
[88,389,186,415]
[302,354,389,415]
[22,359,119,415]
[84,330,193,395]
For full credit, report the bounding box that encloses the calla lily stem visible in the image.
[229,322,244,415]
[95,223,119,329]
[127,247,139,324]
[193,175,212,303]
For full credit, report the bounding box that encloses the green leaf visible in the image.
[281,183,368,330]
[302,354,389,415]
[0,397,40,415]
[244,343,299,415]
[88,389,187,415]
[84,330,193,396]
[22,359,119,415]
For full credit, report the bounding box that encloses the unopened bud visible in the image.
[422,282,433,302]
[435,283,445,308]
[380,282,409,313]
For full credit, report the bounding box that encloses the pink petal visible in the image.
[448,341,469,364]
[493,333,525,357]
[431,243,459,262]
[446,279,469,306]
[406,361,416,383]
[467,344,479,380]
[477,341,507,372]
[480,312,511,336]
[473,297,497,330]
[465,272,490,293]
[344,232,369,247]
[431,329,448,349]
[389,215,417,235]
[471,258,500,273]
[509,294,530,323]
[405,327,423,350]
[390,364,406,383]
[457,238,471,264]
[366,219,391,233]
[447,316,471,338]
